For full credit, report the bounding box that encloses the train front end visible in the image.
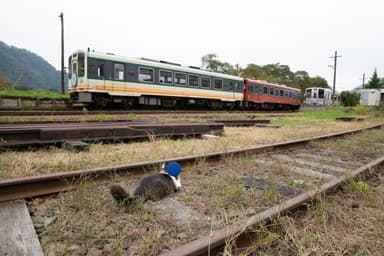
[68,50,91,107]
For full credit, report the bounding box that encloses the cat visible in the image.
[110,161,182,205]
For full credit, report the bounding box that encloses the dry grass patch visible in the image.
[26,122,384,255]
[1,119,382,179]
[247,172,384,255]
[310,128,384,162]
[30,153,317,255]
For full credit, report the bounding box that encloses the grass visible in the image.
[248,172,384,255]
[25,126,384,255]
[272,105,381,127]
[0,117,382,180]
[0,88,68,99]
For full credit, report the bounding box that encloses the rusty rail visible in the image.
[162,156,384,256]
[0,109,291,116]
[0,123,382,203]
[0,121,223,147]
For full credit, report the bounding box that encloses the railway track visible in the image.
[0,109,293,116]
[0,123,383,255]
[0,121,224,147]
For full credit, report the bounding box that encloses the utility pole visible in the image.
[59,13,65,94]
[362,73,366,89]
[329,50,342,105]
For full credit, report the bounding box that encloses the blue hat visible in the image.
[166,162,181,177]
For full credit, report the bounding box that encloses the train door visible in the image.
[69,56,78,88]
[248,81,260,102]
[317,89,325,106]
[112,63,125,94]
[304,88,312,104]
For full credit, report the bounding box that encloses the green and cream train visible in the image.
[68,50,244,108]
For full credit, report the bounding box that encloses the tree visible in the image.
[366,68,384,89]
[262,63,294,86]
[306,76,329,88]
[292,70,309,90]
[201,53,238,74]
[340,91,360,106]
[241,64,265,79]
[0,72,9,90]
[201,53,222,72]
[199,54,329,95]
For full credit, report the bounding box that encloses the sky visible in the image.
[0,0,383,91]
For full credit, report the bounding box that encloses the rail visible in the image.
[0,123,382,203]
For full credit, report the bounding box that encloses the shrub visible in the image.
[340,91,360,107]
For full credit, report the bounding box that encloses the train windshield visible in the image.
[78,52,85,77]
[318,89,324,99]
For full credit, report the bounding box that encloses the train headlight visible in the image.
[71,73,77,87]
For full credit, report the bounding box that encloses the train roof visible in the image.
[246,78,301,92]
[75,50,244,81]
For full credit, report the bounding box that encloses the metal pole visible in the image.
[332,51,337,102]
[362,73,365,89]
[329,51,342,105]
[59,13,64,94]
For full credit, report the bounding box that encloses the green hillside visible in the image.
[0,41,64,92]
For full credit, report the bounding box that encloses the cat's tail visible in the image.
[110,184,135,205]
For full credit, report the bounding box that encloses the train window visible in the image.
[114,63,125,80]
[126,64,137,80]
[201,77,211,88]
[214,79,223,89]
[235,82,241,92]
[188,75,199,87]
[269,88,274,95]
[289,92,292,98]
[275,89,279,96]
[68,56,72,77]
[280,90,284,97]
[263,87,268,94]
[319,89,325,99]
[139,67,154,82]
[87,58,105,78]
[97,65,104,77]
[159,70,173,84]
[174,73,187,85]
[78,52,85,77]
[230,81,233,88]
[284,91,289,97]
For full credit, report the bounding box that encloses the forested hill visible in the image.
[0,41,62,92]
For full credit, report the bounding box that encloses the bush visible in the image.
[340,91,360,107]
[354,105,373,115]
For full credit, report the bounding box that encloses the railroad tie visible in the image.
[0,200,43,256]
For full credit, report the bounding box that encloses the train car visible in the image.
[304,87,332,106]
[68,50,244,108]
[243,79,301,110]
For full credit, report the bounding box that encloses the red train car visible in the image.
[243,79,301,110]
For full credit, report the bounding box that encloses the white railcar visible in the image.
[68,50,244,108]
[304,87,333,106]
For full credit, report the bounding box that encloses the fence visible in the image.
[0,96,68,109]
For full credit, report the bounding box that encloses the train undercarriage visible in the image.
[70,92,240,110]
